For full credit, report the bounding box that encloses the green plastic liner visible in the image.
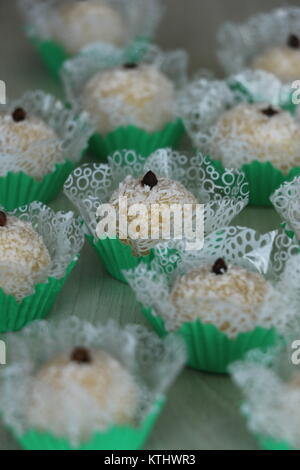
[0,161,74,211]
[0,259,77,333]
[89,119,185,162]
[256,434,294,451]
[86,235,153,283]
[141,307,279,374]
[15,398,165,450]
[211,158,300,207]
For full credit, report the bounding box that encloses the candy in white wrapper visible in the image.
[64,148,249,256]
[0,317,186,445]
[179,70,300,172]
[61,44,187,134]
[230,341,300,449]
[124,226,300,338]
[0,202,84,301]
[217,7,300,82]
[18,0,163,55]
[0,91,94,180]
[271,176,300,240]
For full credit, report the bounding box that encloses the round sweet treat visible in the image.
[107,171,198,250]
[82,64,175,134]
[50,0,127,55]
[0,212,51,299]
[170,259,268,337]
[251,34,300,82]
[26,347,139,440]
[210,103,300,173]
[0,108,62,179]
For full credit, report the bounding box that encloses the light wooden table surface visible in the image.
[0,0,289,450]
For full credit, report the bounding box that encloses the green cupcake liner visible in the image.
[89,119,185,162]
[0,161,74,211]
[28,32,150,80]
[14,397,164,450]
[0,259,77,333]
[211,158,300,207]
[141,307,280,374]
[86,235,153,283]
[256,434,294,451]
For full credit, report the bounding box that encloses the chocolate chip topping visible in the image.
[212,258,228,275]
[123,62,138,69]
[70,347,92,364]
[288,34,300,49]
[261,106,279,118]
[0,211,7,227]
[12,107,27,123]
[141,171,158,189]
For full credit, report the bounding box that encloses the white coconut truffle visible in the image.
[0,213,51,300]
[0,109,63,179]
[49,0,127,55]
[26,347,139,441]
[107,171,198,250]
[171,260,268,338]
[251,34,300,82]
[82,64,175,134]
[210,103,300,173]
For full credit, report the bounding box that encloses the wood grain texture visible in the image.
[0,0,291,450]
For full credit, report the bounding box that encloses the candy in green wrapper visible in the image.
[0,202,84,332]
[0,318,185,451]
[125,226,300,374]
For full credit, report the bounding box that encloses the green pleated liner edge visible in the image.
[89,119,185,162]
[0,160,74,211]
[86,235,153,283]
[141,307,280,374]
[14,397,165,450]
[0,258,78,333]
[209,158,300,208]
[28,33,151,79]
[256,434,294,451]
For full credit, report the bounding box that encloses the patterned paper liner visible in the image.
[179,70,299,206]
[0,90,93,209]
[271,175,300,240]
[230,342,300,451]
[0,201,84,331]
[125,226,300,373]
[0,318,186,449]
[64,149,249,281]
[19,0,163,78]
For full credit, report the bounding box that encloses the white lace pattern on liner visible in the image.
[231,343,300,449]
[271,176,300,240]
[0,317,186,445]
[124,226,300,338]
[217,6,300,77]
[178,69,299,172]
[64,148,249,256]
[0,201,84,301]
[0,90,93,180]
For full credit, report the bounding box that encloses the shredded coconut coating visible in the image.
[171,264,268,337]
[108,174,198,252]
[26,349,139,440]
[210,103,300,173]
[49,0,127,55]
[0,113,63,179]
[82,65,175,134]
[0,216,51,299]
[252,46,300,83]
